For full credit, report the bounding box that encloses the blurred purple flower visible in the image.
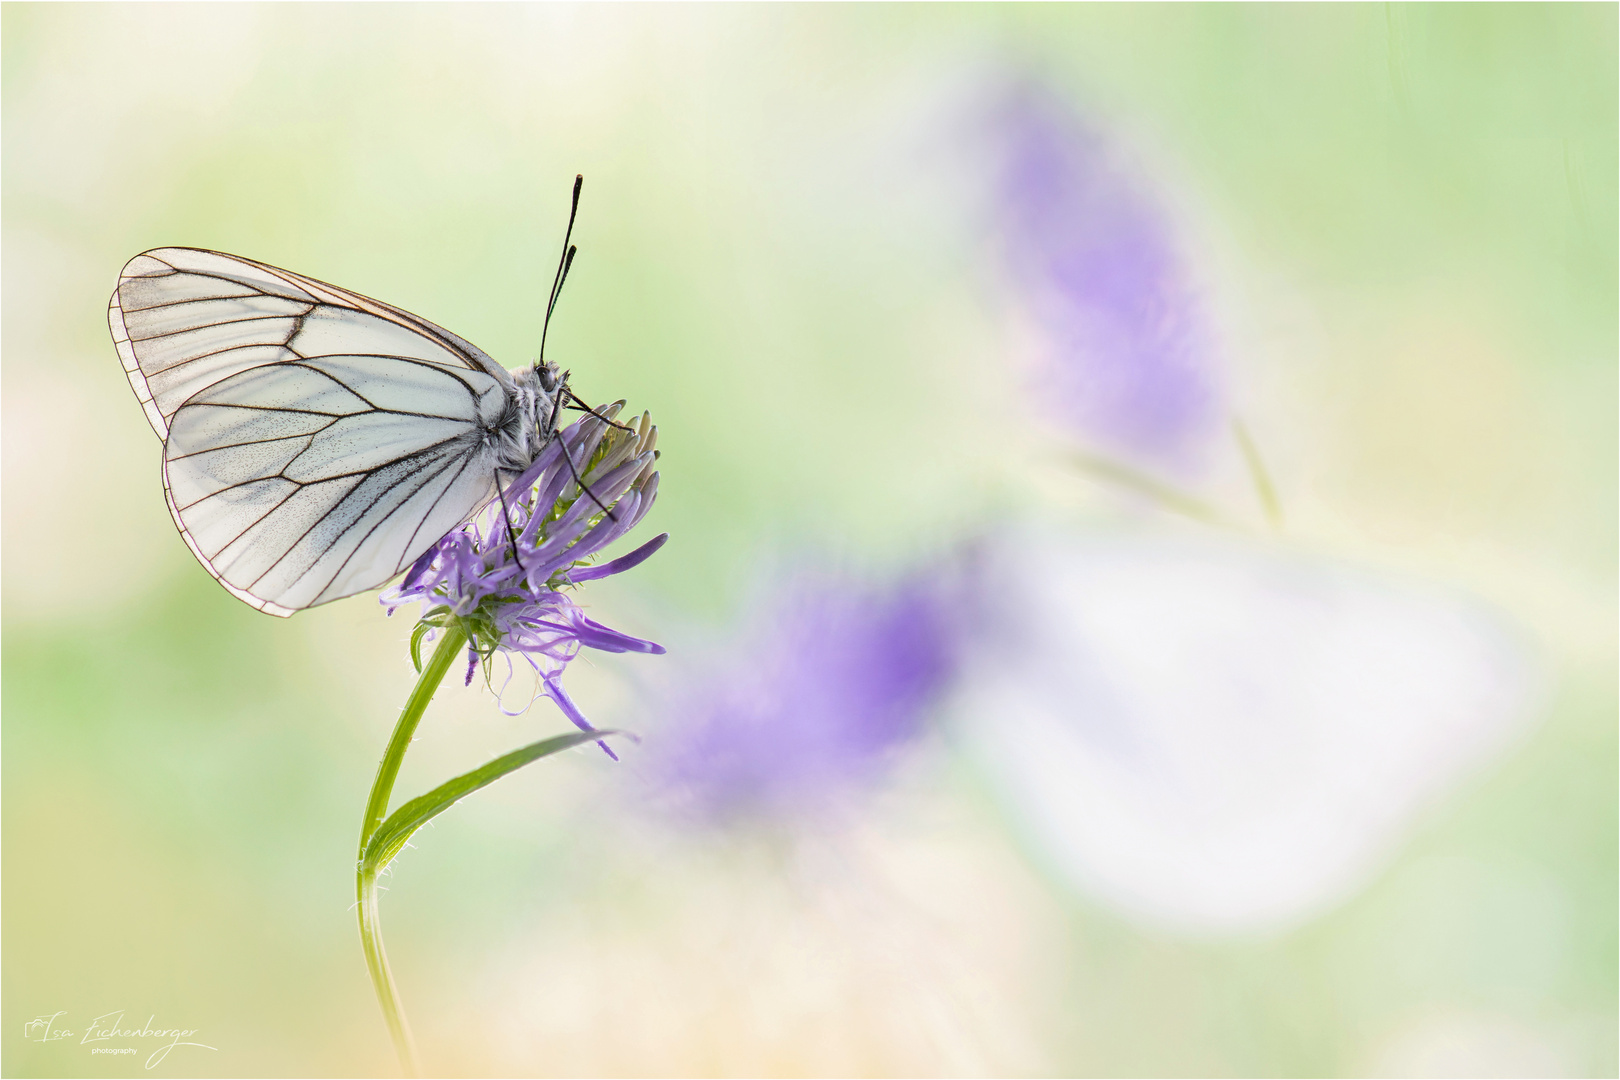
[650,572,958,820]
[992,84,1220,468]
[383,403,666,758]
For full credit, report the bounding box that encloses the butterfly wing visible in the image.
[162,353,509,615]
[953,526,1539,933]
[109,246,510,439]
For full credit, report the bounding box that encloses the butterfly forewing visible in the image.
[110,247,506,438]
[112,247,519,615]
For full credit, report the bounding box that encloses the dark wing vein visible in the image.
[314,352,489,402]
[398,453,479,564]
[173,431,468,511]
[150,341,302,374]
[124,293,291,313]
[127,309,314,344]
[166,427,338,462]
[197,477,311,558]
[275,448,469,601]
[172,401,353,419]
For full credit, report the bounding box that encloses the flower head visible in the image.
[991,83,1220,469]
[648,570,958,820]
[382,402,667,758]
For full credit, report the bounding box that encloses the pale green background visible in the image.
[4,4,1615,1077]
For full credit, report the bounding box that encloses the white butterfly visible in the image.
[110,237,580,616]
[952,524,1541,934]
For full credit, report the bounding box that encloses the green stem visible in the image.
[356,623,467,1077]
[357,867,420,1077]
[360,625,469,857]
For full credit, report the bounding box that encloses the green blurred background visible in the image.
[3,4,1614,1076]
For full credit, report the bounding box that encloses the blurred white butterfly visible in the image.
[110,179,590,616]
[952,523,1541,935]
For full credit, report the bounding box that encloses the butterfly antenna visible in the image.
[538,174,584,368]
[564,391,637,433]
[558,435,619,524]
[494,471,527,574]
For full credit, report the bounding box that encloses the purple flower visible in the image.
[992,84,1220,469]
[382,402,667,758]
[648,571,958,820]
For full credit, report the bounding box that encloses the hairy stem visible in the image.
[356,624,467,1077]
[357,866,420,1077]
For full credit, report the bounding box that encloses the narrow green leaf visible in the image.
[1070,451,1227,526]
[1231,417,1284,529]
[361,729,620,872]
[408,622,434,674]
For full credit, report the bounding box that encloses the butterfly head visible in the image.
[536,360,561,395]
[535,360,571,425]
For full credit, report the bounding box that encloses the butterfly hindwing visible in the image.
[161,354,508,615]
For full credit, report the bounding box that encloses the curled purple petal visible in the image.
[543,676,618,762]
[401,545,440,592]
[564,612,667,655]
[570,533,670,583]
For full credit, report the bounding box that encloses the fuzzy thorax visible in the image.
[489,361,570,476]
